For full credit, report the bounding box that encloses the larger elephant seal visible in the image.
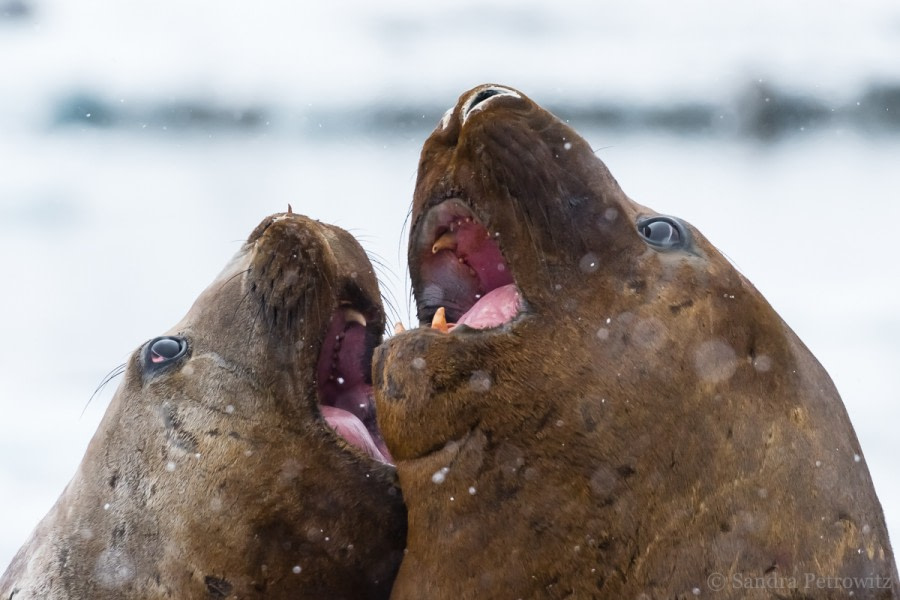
[374,85,898,599]
[0,212,406,599]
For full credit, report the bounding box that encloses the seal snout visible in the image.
[246,213,392,464]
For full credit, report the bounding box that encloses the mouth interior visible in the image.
[418,199,521,331]
[316,305,392,464]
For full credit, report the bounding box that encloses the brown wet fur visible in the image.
[374,85,898,599]
[0,213,406,599]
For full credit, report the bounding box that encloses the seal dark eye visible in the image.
[637,216,689,250]
[145,336,188,368]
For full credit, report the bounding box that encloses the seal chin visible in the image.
[316,303,392,464]
[413,198,524,332]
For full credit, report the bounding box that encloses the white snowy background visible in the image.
[1,0,899,569]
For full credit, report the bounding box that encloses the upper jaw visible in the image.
[410,197,524,334]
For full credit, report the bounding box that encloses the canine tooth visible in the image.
[394,322,406,334]
[342,307,367,328]
[432,231,458,254]
[431,307,449,333]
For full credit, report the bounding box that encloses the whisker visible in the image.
[81,362,127,417]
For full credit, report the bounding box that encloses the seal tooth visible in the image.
[432,231,458,254]
[394,322,406,334]
[342,307,367,328]
[431,307,449,333]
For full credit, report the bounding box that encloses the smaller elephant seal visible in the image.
[0,211,406,599]
[374,85,898,599]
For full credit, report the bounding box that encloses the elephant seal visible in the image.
[1,211,406,599]
[374,85,898,599]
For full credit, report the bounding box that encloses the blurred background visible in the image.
[1,0,898,568]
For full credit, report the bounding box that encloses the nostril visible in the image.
[470,88,502,108]
[461,86,521,123]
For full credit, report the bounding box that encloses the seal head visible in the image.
[1,212,406,599]
[375,85,898,599]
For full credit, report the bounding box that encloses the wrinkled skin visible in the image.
[0,213,406,599]
[375,85,898,599]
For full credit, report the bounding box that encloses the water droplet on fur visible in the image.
[579,252,600,274]
[815,460,822,467]
[469,370,492,392]
[693,340,738,383]
[166,461,176,472]
[432,467,449,484]
[292,565,302,574]
[753,354,773,372]
[94,547,136,588]
[412,357,426,370]
[863,524,872,534]
[468,486,477,495]
[564,142,572,150]
[854,454,862,463]
[632,317,666,351]
[103,503,110,510]
[692,588,701,596]
[596,327,610,340]
[604,207,619,222]
[225,405,235,414]
[336,376,345,385]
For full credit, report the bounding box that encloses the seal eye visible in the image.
[146,336,188,366]
[637,216,689,250]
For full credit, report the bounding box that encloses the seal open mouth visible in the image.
[413,198,523,332]
[317,301,392,464]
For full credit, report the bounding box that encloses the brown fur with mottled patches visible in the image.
[0,213,406,599]
[375,85,897,599]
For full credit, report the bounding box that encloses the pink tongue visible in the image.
[320,405,393,465]
[455,283,521,330]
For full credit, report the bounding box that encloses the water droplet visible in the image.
[632,317,666,350]
[412,357,426,370]
[862,524,871,534]
[693,340,738,384]
[337,376,345,385]
[432,467,449,484]
[753,355,773,372]
[468,486,476,495]
[578,252,600,274]
[496,263,506,272]
[469,370,492,392]
[166,461,176,472]
[596,327,610,340]
[604,207,619,222]
[292,565,302,574]
[854,454,862,463]
[692,588,701,596]
[103,503,110,510]
[94,547,135,588]
[225,404,235,414]
[815,460,822,468]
